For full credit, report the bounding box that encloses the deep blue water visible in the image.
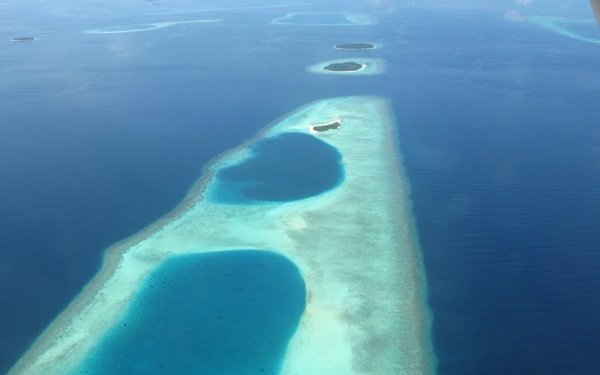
[213,132,343,203]
[387,11,600,374]
[3,1,600,374]
[77,250,305,375]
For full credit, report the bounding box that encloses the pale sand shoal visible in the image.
[9,96,436,375]
[84,19,222,34]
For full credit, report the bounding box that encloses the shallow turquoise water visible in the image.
[76,250,306,375]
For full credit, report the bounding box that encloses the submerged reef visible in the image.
[84,19,221,34]
[9,96,435,375]
[528,16,600,43]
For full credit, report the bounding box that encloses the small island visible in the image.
[323,62,365,72]
[312,120,342,132]
[12,37,35,42]
[334,43,375,50]
[307,58,385,76]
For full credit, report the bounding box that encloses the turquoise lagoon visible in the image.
[76,251,305,375]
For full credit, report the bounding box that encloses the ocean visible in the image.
[2,1,600,374]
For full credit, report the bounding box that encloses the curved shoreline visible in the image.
[84,19,222,34]
[9,96,436,375]
[7,98,334,375]
[7,98,308,375]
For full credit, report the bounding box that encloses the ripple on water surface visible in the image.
[76,250,306,375]
[213,132,344,203]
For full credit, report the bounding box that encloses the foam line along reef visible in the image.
[9,96,436,375]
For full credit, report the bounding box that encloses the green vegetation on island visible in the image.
[312,120,342,132]
[307,58,385,75]
[334,43,375,50]
[12,37,34,42]
[323,62,364,72]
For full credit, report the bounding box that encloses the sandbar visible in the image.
[9,96,435,375]
[84,19,222,34]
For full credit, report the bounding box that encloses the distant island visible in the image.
[323,62,365,72]
[12,37,34,42]
[307,58,385,75]
[334,43,375,50]
[312,120,342,132]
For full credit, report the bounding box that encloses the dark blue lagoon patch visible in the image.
[213,132,344,203]
[77,251,306,375]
